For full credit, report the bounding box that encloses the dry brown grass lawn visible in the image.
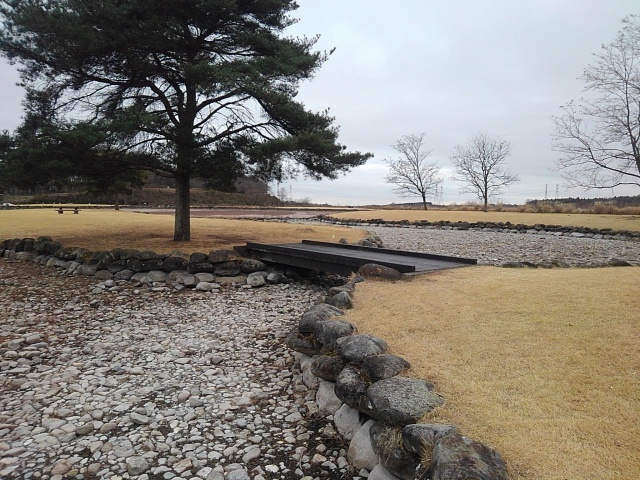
[332,209,640,231]
[346,266,640,480]
[0,209,365,253]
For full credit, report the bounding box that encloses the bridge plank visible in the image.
[245,241,476,276]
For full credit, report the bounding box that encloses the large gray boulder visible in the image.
[23,238,35,251]
[240,258,267,273]
[326,291,353,309]
[265,271,282,284]
[130,272,151,284]
[77,265,97,276]
[311,355,348,382]
[147,270,168,282]
[430,433,509,480]
[187,261,215,273]
[368,464,401,480]
[314,319,357,352]
[358,263,402,280]
[140,258,165,271]
[8,238,25,252]
[334,365,369,411]
[195,282,220,292]
[194,272,215,283]
[166,270,189,283]
[246,271,267,287]
[105,260,127,273]
[57,246,78,261]
[163,255,188,272]
[215,275,248,285]
[402,423,457,456]
[285,329,322,356]
[95,270,114,281]
[182,274,198,288]
[348,420,379,471]
[135,250,158,261]
[108,247,138,260]
[335,334,388,363]
[362,354,411,382]
[366,377,443,426]
[299,304,344,334]
[208,249,241,264]
[315,380,343,415]
[189,252,209,263]
[114,269,135,281]
[370,422,422,480]
[334,404,362,441]
[215,261,242,277]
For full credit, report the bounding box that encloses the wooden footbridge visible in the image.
[244,240,477,276]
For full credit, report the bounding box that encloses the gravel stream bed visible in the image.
[360,226,640,267]
[0,261,351,480]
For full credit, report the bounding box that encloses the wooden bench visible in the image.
[56,207,81,214]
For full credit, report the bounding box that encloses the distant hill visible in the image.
[4,187,282,207]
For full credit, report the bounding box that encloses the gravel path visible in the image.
[360,226,640,267]
[0,261,351,480]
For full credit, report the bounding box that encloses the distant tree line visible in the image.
[526,196,640,209]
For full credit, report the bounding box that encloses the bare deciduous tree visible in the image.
[450,132,519,210]
[384,133,442,210]
[553,15,640,190]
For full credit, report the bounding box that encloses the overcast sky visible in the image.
[1,1,639,205]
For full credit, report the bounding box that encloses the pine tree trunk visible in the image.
[174,173,191,241]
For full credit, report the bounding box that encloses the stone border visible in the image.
[315,216,640,241]
[286,272,510,480]
[0,236,299,291]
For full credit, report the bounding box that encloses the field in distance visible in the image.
[330,209,640,232]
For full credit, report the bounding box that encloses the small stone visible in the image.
[100,422,118,433]
[75,422,94,435]
[241,446,261,463]
[130,412,150,425]
[51,459,73,475]
[311,453,327,464]
[126,456,150,476]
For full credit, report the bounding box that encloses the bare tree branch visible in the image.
[450,132,519,209]
[384,133,442,210]
[553,15,640,190]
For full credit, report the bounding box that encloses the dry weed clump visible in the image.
[518,200,640,216]
[589,201,640,215]
[516,201,578,214]
[377,425,405,461]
